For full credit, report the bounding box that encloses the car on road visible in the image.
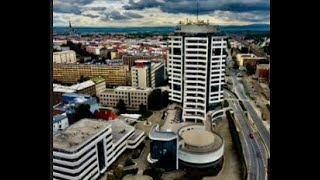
[249,133,254,139]
[237,73,243,77]
[256,152,261,158]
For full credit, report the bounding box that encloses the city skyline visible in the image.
[53,0,270,27]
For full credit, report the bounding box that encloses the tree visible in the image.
[117,99,127,114]
[124,158,135,166]
[148,89,162,110]
[240,47,249,53]
[78,57,84,63]
[162,91,169,107]
[139,103,147,115]
[224,100,229,107]
[114,166,124,179]
[227,40,231,49]
[246,64,256,75]
[233,62,239,70]
[106,173,116,180]
[73,104,93,124]
[91,54,99,61]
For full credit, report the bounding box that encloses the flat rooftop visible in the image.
[53,50,75,54]
[53,114,67,124]
[116,86,152,91]
[53,80,95,93]
[182,132,223,153]
[91,76,105,84]
[53,119,111,151]
[103,89,115,93]
[128,129,144,141]
[181,130,215,147]
[160,104,192,133]
[69,80,95,90]
[109,119,134,144]
[122,175,152,180]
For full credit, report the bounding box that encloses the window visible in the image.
[211,86,219,92]
[173,84,181,91]
[213,48,221,55]
[173,48,181,55]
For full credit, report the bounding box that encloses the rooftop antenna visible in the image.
[196,0,199,22]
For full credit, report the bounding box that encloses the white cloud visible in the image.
[53,0,270,27]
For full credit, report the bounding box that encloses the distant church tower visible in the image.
[69,21,74,35]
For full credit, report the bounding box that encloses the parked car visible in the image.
[249,133,254,139]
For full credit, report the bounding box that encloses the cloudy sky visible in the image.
[53,0,270,27]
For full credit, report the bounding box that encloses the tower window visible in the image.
[213,49,221,55]
[211,86,219,92]
[173,84,181,91]
[173,48,181,55]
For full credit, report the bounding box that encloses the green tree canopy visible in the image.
[73,104,93,124]
[117,99,127,114]
[139,103,147,114]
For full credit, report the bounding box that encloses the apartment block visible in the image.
[99,86,152,109]
[53,50,77,64]
[131,60,165,89]
[53,64,129,86]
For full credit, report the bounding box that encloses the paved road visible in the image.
[225,90,267,180]
[229,35,270,60]
[231,75,270,156]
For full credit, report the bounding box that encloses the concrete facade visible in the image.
[99,86,152,109]
[53,64,129,86]
[53,50,77,64]
[167,24,227,123]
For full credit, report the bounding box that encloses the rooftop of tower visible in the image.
[175,19,219,34]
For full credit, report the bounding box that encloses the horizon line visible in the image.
[53,23,270,28]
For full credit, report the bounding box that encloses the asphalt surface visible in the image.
[225,90,267,180]
[231,75,270,155]
[229,35,270,60]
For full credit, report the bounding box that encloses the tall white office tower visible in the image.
[167,20,227,123]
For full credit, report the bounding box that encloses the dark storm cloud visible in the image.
[102,11,131,21]
[89,7,107,11]
[82,7,107,11]
[53,3,82,15]
[101,10,144,21]
[123,0,270,14]
[83,14,100,18]
[123,12,144,18]
[62,0,96,5]
[53,0,97,14]
[109,11,131,20]
[212,11,269,23]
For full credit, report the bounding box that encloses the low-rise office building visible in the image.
[53,93,99,124]
[53,80,96,105]
[91,77,106,95]
[148,104,224,173]
[99,86,152,109]
[53,50,77,64]
[131,60,165,89]
[53,118,145,180]
[53,64,129,86]
[256,64,270,83]
[236,53,266,68]
[53,113,69,135]
[122,54,163,70]
[85,45,103,55]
